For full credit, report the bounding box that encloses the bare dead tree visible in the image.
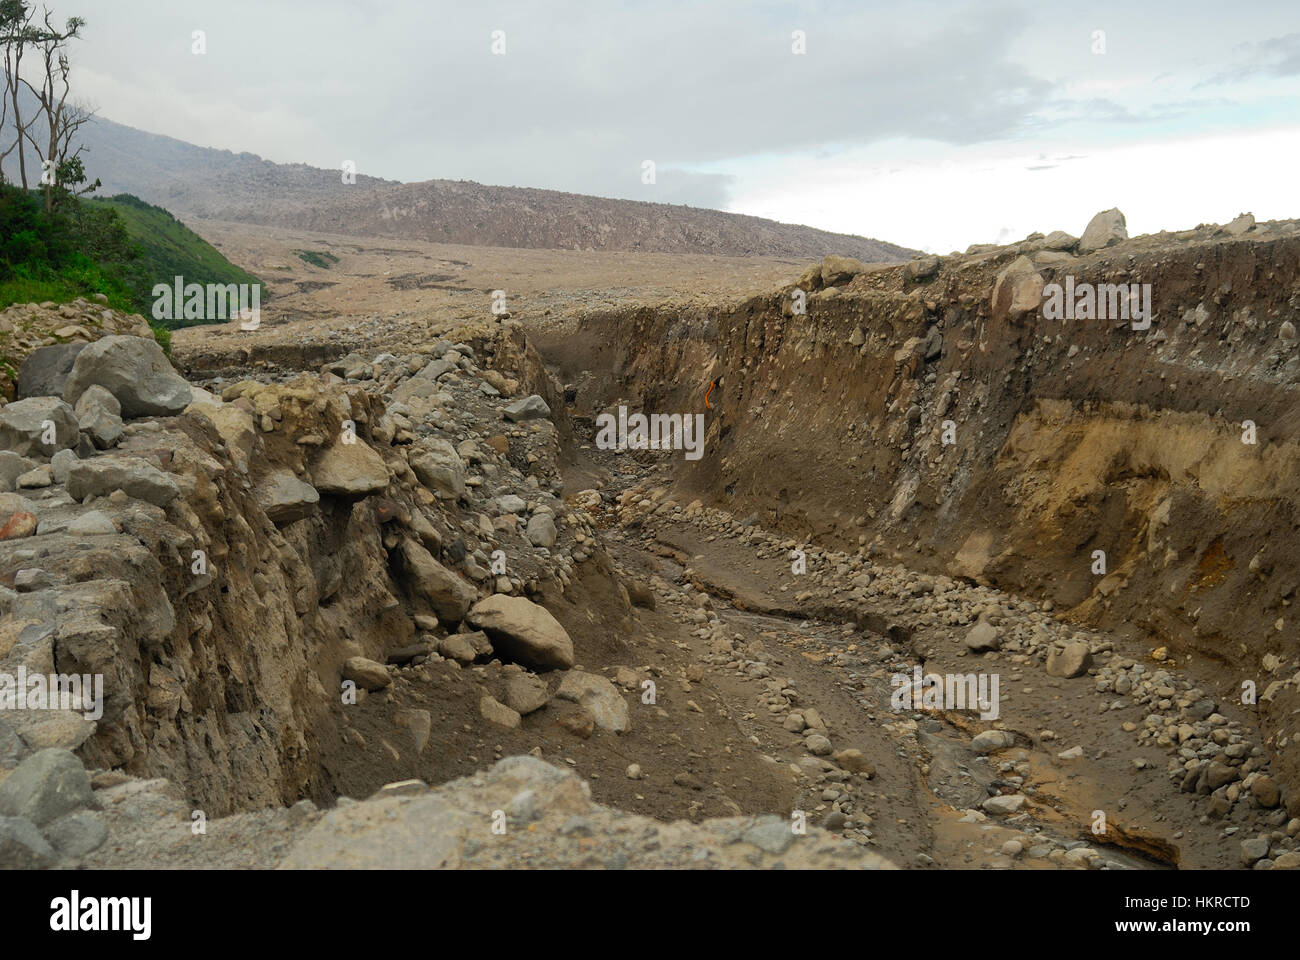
[20,5,84,210]
[0,0,37,189]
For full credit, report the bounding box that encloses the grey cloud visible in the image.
[1205,32,1300,83]
[68,0,1055,201]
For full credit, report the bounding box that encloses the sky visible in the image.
[48,0,1300,251]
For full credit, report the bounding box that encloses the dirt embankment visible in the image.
[541,221,1300,814]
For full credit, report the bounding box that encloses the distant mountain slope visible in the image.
[3,105,914,261]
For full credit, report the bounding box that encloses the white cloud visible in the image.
[725,128,1300,251]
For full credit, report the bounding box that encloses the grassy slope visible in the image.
[92,194,262,324]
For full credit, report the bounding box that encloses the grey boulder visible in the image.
[502,395,551,422]
[73,384,124,449]
[0,748,94,826]
[256,471,320,525]
[63,335,192,417]
[17,342,87,400]
[0,397,80,456]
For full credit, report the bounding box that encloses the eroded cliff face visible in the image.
[1,315,616,817]
[552,220,1300,812]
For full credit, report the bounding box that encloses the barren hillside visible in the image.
[1,107,913,261]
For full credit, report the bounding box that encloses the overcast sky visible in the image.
[56,0,1300,251]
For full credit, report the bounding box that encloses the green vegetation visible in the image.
[0,183,262,334]
[295,249,340,269]
[0,181,141,310]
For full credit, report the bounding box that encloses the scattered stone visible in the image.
[525,512,557,548]
[66,510,117,536]
[1046,641,1092,678]
[971,730,1016,754]
[395,539,477,622]
[1241,837,1270,864]
[990,256,1044,324]
[466,595,575,670]
[502,395,551,422]
[342,657,391,691]
[1042,230,1078,252]
[822,255,867,286]
[436,633,479,664]
[256,471,320,525]
[0,452,36,491]
[410,439,466,500]
[556,671,629,733]
[982,794,1026,815]
[66,458,180,508]
[311,441,389,499]
[0,510,37,541]
[805,734,833,756]
[479,694,522,729]
[965,619,1001,652]
[833,749,875,776]
[904,256,940,281]
[504,672,550,715]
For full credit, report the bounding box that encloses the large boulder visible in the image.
[1042,230,1079,252]
[555,671,629,733]
[63,335,192,417]
[66,457,181,508]
[0,397,80,456]
[17,342,87,399]
[0,748,94,826]
[904,256,941,281]
[466,595,574,670]
[342,657,391,691]
[73,384,124,449]
[394,539,477,622]
[410,439,465,500]
[310,441,388,499]
[1078,208,1128,253]
[256,470,320,525]
[990,255,1044,325]
[821,255,866,286]
[504,671,550,715]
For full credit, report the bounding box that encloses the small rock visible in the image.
[341,657,391,691]
[502,395,551,422]
[982,794,1026,815]
[1046,641,1091,678]
[479,694,522,729]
